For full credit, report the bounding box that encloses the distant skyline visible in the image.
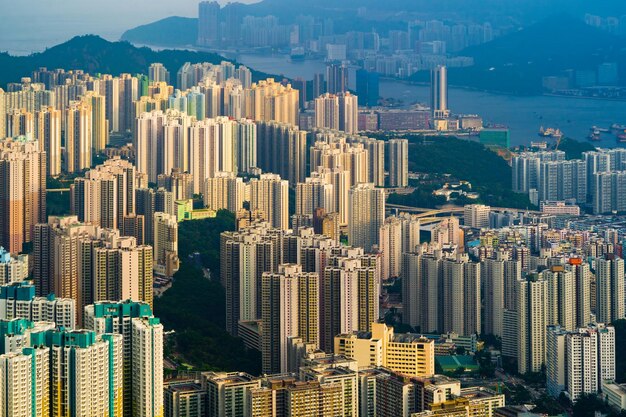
[0,0,258,55]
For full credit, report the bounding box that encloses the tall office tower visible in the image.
[516,275,548,374]
[34,106,61,177]
[149,63,170,84]
[101,75,120,133]
[356,69,380,107]
[6,108,34,137]
[295,177,335,217]
[463,204,491,229]
[204,172,246,212]
[512,151,566,194]
[249,174,289,230]
[64,100,92,173]
[541,266,577,331]
[388,138,409,187]
[245,79,300,126]
[430,65,449,119]
[28,329,123,417]
[158,169,193,201]
[0,136,46,254]
[153,212,179,278]
[593,171,626,214]
[326,63,348,94]
[203,372,261,417]
[348,183,385,252]
[431,217,462,249]
[131,317,164,417]
[197,1,221,46]
[71,157,138,230]
[261,264,319,374]
[84,300,156,417]
[595,254,625,323]
[335,322,435,377]
[0,281,76,329]
[0,248,28,284]
[321,256,379,353]
[538,159,587,204]
[82,91,108,153]
[256,121,307,186]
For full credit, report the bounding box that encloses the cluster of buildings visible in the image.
[197,2,491,79]
[163,355,505,417]
[0,283,163,417]
[512,148,626,214]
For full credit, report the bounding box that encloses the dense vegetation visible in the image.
[154,210,262,375]
[386,136,533,210]
[557,137,597,160]
[0,35,275,89]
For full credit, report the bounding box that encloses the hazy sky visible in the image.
[0,0,257,55]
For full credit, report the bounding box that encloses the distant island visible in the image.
[0,35,276,89]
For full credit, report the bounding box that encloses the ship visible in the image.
[538,126,563,139]
[611,123,626,134]
[617,134,626,143]
[592,125,610,133]
[588,128,601,141]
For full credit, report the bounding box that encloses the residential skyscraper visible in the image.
[153,212,179,278]
[595,254,625,324]
[34,106,62,177]
[388,139,409,187]
[249,174,289,230]
[348,183,385,252]
[64,100,92,173]
[0,136,46,254]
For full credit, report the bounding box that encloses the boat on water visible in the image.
[538,126,563,139]
[588,129,601,141]
[611,123,626,134]
[617,134,626,143]
[592,125,610,133]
